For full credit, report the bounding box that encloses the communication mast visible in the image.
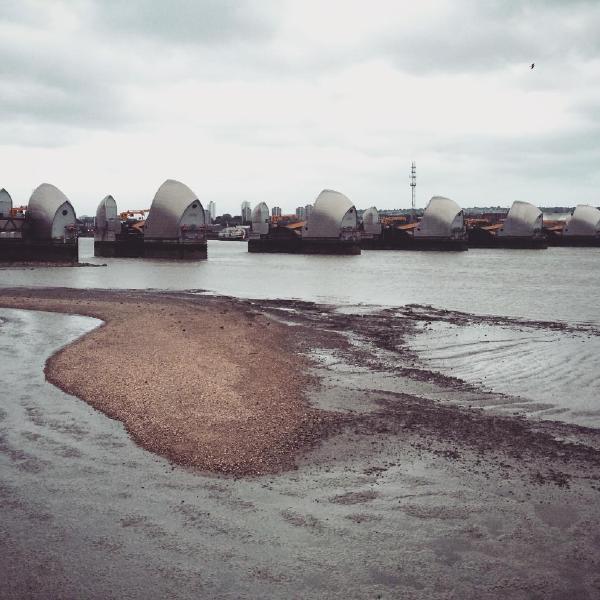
[410,161,416,211]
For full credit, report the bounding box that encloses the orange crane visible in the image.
[120,209,150,220]
[10,206,27,217]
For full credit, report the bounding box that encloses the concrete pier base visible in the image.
[144,240,207,260]
[550,236,600,247]
[94,239,207,259]
[248,237,301,253]
[94,237,144,258]
[249,237,360,255]
[411,238,468,251]
[468,238,548,249]
[301,238,361,255]
[360,234,467,251]
[467,230,547,249]
[0,240,78,262]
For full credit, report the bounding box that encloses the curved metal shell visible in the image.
[0,188,12,217]
[303,189,358,238]
[362,206,382,235]
[251,202,270,235]
[498,201,543,237]
[563,205,600,237]
[27,183,76,241]
[144,179,206,240]
[95,195,120,242]
[415,196,465,239]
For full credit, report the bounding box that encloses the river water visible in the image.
[2,237,599,428]
[1,238,599,325]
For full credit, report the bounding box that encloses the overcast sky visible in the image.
[1,0,599,216]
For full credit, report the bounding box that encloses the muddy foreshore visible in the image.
[2,287,600,598]
[1,286,600,479]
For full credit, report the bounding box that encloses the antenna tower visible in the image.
[410,161,416,211]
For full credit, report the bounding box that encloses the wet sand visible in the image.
[2,287,600,598]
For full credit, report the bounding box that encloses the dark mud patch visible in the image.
[0,262,106,269]
[343,392,600,489]
[399,303,600,337]
[345,512,383,524]
[330,490,379,505]
[281,510,324,531]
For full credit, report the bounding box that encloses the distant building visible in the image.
[241,201,252,224]
[304,204,313,221]
[295,206,306,220]
[79,215,95,227]
[207,201,216,223]
[250,202,270,236]
[78,215,95,237]
[216,213,243,226]
[272,206,282,217]
[378,208,424,217]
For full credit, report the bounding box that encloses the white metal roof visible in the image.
[362,206,382,235]
[95,195,120,242]
[415,196,464,238]
[303,189,357,238]
[563,205,600,237]
[27,183,76,240]
[0,188,12,216]
[251,202,270,235]
[498,201,543,237]
[144,179,206,240]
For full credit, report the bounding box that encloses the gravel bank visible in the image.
[0,288,338,476]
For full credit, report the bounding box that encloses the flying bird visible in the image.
[530,63,535,69]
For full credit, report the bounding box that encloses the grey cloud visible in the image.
[1,0,599,186]
[427,126,600,186]
[91,0,280,45]
[0,76,128,128]
[377,0,600,75]
[0,40,134,139]
[0,5,141,138]
[0,1,48,27]
[0,0,282,141]
[0,120,82,147]
[578,104,600,126]
[189,1,600,82]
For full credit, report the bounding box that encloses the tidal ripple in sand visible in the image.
[410,321,600,428]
